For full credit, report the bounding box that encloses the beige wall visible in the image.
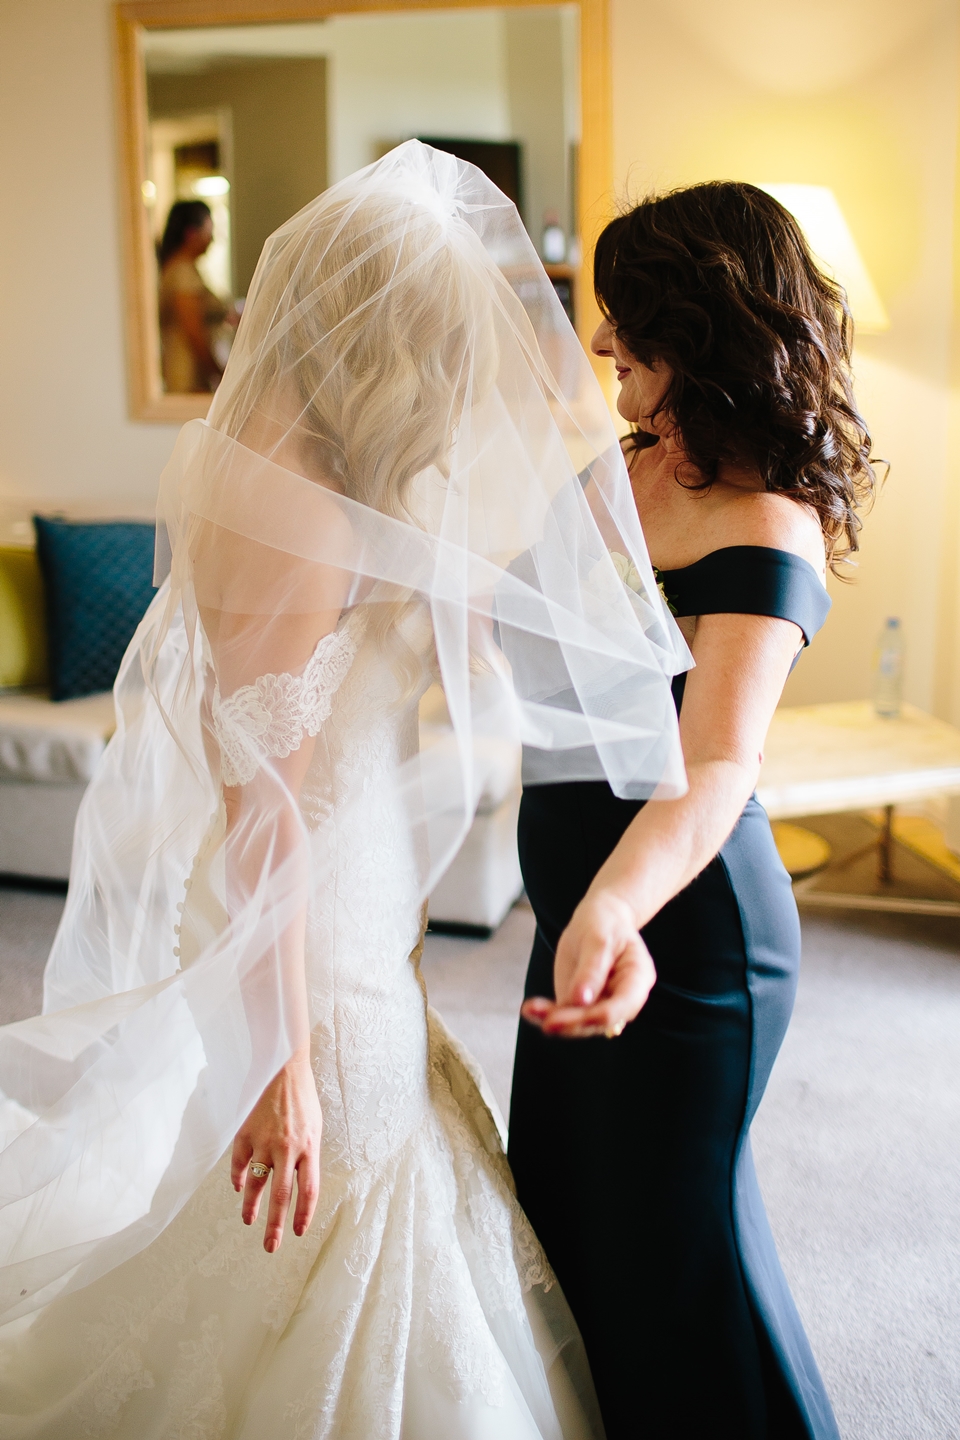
[504,8,570,239]
[322,9,511,180]
[610,0,960,717]
[0,0,178,512]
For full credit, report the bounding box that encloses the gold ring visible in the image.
[249,1161,271,1179]
[605,1020,625,1039]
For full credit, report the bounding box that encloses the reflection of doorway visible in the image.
[146,57,328,300]
[147,114,233,299]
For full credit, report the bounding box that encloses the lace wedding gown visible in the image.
[0,607,603,1440]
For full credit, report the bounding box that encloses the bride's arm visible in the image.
[218,678,324,1256]
[198,529,351,1252]
[522,611,803,1039]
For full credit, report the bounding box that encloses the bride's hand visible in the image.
[520,889,656,1040]
[231,1047,323,1253]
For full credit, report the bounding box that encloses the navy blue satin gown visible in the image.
[508,547,841,1440]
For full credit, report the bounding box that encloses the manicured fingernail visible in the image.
[581,987,594,1004]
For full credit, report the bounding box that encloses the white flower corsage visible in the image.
[608,550,677,615]
[608,550,644,594]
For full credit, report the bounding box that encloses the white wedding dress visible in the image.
[0,607,603,1440]
[0,138,688,1440]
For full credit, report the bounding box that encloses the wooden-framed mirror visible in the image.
[115,0,611,422]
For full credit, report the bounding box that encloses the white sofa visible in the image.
[0,684,524,932]
[0,690,115,880]
[419,684,524,935]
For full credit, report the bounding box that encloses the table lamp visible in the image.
[758,183,890,334]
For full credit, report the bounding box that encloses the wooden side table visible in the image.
[757,701,960,917]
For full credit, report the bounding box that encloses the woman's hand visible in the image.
[231,1047,322,1253]
[521,889,656,1039]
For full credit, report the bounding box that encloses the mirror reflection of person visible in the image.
[158,200,230,394]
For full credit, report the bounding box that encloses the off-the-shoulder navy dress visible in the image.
[508,547,839,1440]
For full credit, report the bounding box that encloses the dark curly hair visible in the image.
[593,181,876,570]
[158,200,212,268]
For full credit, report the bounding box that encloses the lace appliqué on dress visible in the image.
[211,628,357,787]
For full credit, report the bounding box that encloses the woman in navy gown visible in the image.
[508,183,875,1439]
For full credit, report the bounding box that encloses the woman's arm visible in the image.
[522,611,805,1039]
[171,290,221,382]
[223,724,324,1255]
[200,564,347,1251]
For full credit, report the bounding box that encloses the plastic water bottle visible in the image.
[541,211,567,264]
[873,617,903,718]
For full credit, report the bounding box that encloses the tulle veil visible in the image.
[0,140,688,1323]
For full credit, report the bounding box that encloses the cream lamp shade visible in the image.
[758,183,890,334]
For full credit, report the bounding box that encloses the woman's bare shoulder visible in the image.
[712,486,826,578]
[161,257,204,293]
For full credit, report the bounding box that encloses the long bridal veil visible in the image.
[0,141,688,1323]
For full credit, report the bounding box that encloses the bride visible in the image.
[0,143,688,1438]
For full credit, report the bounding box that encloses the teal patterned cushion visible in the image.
[33,518,157,701]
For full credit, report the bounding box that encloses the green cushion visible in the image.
[0,546,48,689]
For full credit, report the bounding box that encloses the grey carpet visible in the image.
[2,886,958,1438]
[423,906,960,1440]
[751,912,960,1440]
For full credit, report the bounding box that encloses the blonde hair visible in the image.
[218,186,497,513]
[214,184,499,695]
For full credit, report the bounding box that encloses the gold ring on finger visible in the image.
[249,1161,271,1179]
